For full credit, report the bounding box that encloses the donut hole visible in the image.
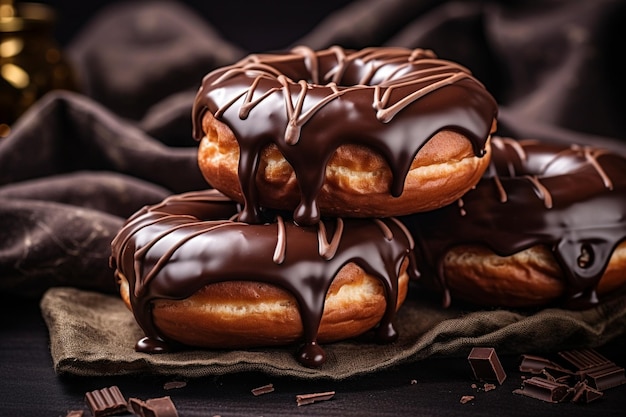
[577,243,595,269]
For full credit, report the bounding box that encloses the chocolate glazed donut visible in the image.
[402,137,626,309]
[192,46,497,225]
[110,190,418,367]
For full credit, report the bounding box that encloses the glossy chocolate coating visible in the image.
[110,190,418,367]
[402,137,626,308]
[192,46,497,225]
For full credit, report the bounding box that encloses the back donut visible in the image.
[402,137,626,309]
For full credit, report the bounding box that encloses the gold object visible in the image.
[1,1,78,136]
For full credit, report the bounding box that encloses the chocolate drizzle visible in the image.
[110,190,418,367]
[192,46,497,225]
[402,137,626,308]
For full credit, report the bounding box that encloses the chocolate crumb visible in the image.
[296,391,335,406]
[460,395,475,404]
[251,383,275,396]
[163,381,187,390]
[410,379,417,385]
[483,383,496,392]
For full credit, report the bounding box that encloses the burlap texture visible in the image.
[40,287,626,380]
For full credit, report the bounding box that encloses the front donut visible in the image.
[110,190,417,367]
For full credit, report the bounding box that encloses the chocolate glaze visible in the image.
[192,46,497,225]
[402,137,626,308]
[110,190,418,367]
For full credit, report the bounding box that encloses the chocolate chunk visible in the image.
[519,354,573,376]
[84,386,128,417]
[516,349,625,404]
[467,347,507,385]
[128,396,179,417]
[557,348,626,390]
[541,369,574,386]
[570,381,603,404]
[578,363,626,391]
[513,377,570,403]
[558,348,611,371]
[65,411,84,417]
[296,391,335,406]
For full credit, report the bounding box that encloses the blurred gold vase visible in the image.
[1,1,77,136]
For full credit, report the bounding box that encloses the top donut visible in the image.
[192,46,498,225]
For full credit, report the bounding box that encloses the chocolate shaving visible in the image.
[163,381,187,390]
[467,347,507,385]
[84,386,128,417]
[296,391,335,406]
[251,383,275,396]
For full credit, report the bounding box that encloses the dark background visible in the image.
[37,0,357,51]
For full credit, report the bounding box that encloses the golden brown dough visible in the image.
[198,111,494,217]
[118,260,410,348]
[431,241,626,308]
